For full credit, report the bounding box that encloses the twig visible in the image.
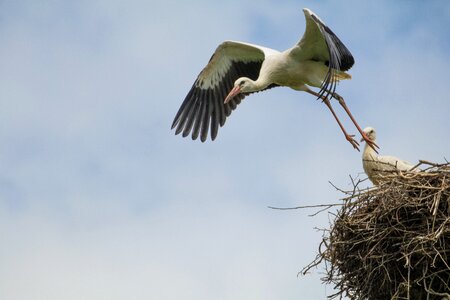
[267,203,342,210]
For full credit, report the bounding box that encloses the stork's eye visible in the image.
[240,80,245,86]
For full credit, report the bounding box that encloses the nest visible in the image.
[304,161,450,300]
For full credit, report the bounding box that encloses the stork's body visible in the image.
[172,8,376,151]
[252,56,348,90]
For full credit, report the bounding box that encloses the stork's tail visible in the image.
[333,71,351,82]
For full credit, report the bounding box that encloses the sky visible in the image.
[0,0,449,299]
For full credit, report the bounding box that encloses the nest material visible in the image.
[305,161,450,300]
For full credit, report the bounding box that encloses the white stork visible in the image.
[361,127,418,185]
[171,8,377,151]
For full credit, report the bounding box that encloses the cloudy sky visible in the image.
[0,0,449,299]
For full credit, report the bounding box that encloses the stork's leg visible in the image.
[331,92,379,153]
[306,90,360,151]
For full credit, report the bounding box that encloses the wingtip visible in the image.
[302,8,317,19]
[182,130,190,138]
[175,125,183,136]
[304,8,326,25]
[211,133,217,142]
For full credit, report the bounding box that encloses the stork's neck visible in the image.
[362,140,378,160]
[247,77,272,93]
[255,79,271,92]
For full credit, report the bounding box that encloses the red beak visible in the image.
[224,86,241,104]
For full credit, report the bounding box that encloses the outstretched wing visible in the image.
[172,41,279,142]
[290,8,354,99]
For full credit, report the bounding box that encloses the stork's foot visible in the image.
[361,132,379,153]
[345,134,360,151]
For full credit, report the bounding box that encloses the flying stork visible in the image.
[171,8,377,151]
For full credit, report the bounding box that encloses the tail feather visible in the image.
[333,71,351,82]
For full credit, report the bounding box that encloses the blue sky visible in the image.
[0,0,449,299]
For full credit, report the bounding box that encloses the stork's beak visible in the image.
[224,86,241,104]
[360,137,365,143]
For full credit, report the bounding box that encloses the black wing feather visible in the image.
[310,14,354,100]
[210,88,220,139]
[181,90,201,138]
[200,92,211,142]
[172,60,265,142]
[191,91,206,140]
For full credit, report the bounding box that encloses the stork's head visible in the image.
[224,77,253,104]
[361,127,376,142]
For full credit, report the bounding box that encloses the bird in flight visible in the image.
[171,8,377,151]
[361,127,418,185]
